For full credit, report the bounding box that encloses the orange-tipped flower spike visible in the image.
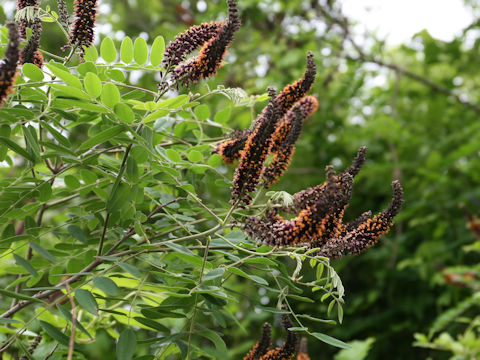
[0,23,20,107]
[243,323,273,360]
[231,87,280,206]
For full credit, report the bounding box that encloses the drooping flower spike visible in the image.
[316,180,404,257]
[58,0,71,27]
[16,0,39,38]
[243,323,272,360]
[231,87,280,206]
[162,21,225,69]
[69,0,98,50]
[171,0,241,86]
[246,165,355,246]
[19,18,43,68]
[215,52,317,164]
[245,165,354,246]
[276,51,316,114]
[258,314,299,360]
[287,146,367,214]
[243,314,299,360]
[244,148,404,257]
[0,23,20,107]
[215,129,251,164]
[296,338,310,360]
[263,96,319,187]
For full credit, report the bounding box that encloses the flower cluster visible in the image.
[69,0,98,49]
[243,323,272,360]
[16,0,39,38]
[0,23,20,107]
[165,0,241,86]
[162,21,225,69]
[225,53,317,206]
[58,0,71,27]
[244,147,404,257]
[19,18,43,68]
[243,314,298,360]
[231,87,281,206]
[215,52,317,164]
[263,96,319,187]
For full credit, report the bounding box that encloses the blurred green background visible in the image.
[2,0,480,358]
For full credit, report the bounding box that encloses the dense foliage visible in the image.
[0,0,480,359]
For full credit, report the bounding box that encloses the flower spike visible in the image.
[20,18,43,68]
[244,147,403,258]
[215,51,317,164]
[245,165,353,246]
[69,0,98,50]
[0,22,20,107]
[316,180,404,257]
[231,87,280,206]
[171,0,241,86]
[162,21,225,69]
[288,146,367,213]
[276,51,316,114]
[263,96,319,186]
[58,0,71,27]
[16,0,39,38]
[259,314,298,360]
[215,129,251,164]
[243,323,272,360]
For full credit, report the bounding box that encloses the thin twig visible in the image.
[66,283,76,360]
[187,236,211,359]
[44,343,59,360]
[97,213,110,256]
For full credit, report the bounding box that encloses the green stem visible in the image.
[187,236,211,359]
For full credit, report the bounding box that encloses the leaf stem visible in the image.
[187,236,211,359]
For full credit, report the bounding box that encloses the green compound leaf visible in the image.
[150,35,165,66]
[187,149,203,162]
[194,104,210,121]
[75,288,99,315]
[83,72,102,98]
[207,154,223,167]
[0,288,44,303]
[143,109,169,124]
[67,225,87,243]
[117,328,137,360]
[120,36,134,63]
[106,182,131,213]
[30,242,56,262]
[166,148,182,162]
[13,253,39,277]
[39,321,70,346]
[117,262,142,278]
[101,37,117,63]
[83,46,98,62]
[311,332,350,349]
[227,267,268,285]
[0,136,35,161]
[93,276,119,296]
[134,37,148,65]
[47,63,82,89]
[79,125,125,151]
[101,83,121,108]
[22,63,43,81]
[114,103,135,123]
